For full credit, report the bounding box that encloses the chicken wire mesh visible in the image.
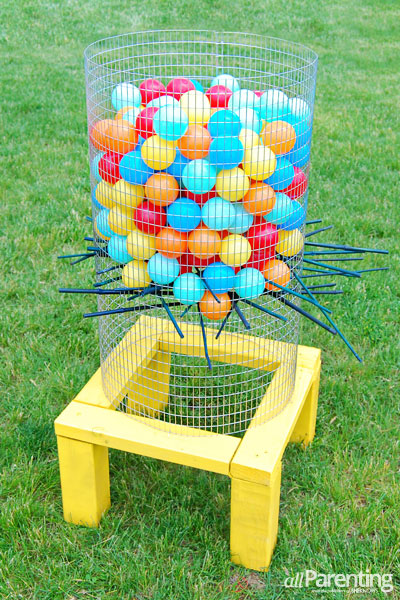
[84,30,318,436]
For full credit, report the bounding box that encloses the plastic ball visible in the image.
[173,273,205,305]
[199,291,232,321]
[122,260,151,289]
[228,203,254,234]
[90,119,114,151]
[203,262,235,294]
[281,166,308,200]
[264,192,293,225]
[165,149,191,182]
[288,97,311,122]
[141,135,176,170]
[126,228,157,261]
[103,120,138,155]
[262,120,296,155]
[190,79,204,92]
[153,105,189,141]
[147,253,180,285]
[179,90,211,126]
[239,128,262,150]
[135,106,158,139]
[243,182,276,217]
[207,109,242,138]
[257,89,290,121]
[219,234,251,267]
[247,220,279,253]
[208,136,244,170]
[95,209,113,239]
[215,167,250,202]
[177,125,212,160]
[166,197,202,232]
[188,225,221,259]
[91,186,103,210]
[286,142,310,169]
[112,82,142,111]
[210,74,240,93]
[205,85,233,108]
[236,108,262,134]
[147,95,180,110]
[166,78,196,100]
[182,159,217,194]
[185,186,218,207]
[279,200,305,231]
[108,206,136,236]
[228,89,259,112]
[234,267,265,299]
[134,200,166,235]
[120,151,154,185]
[156,227,188,259]
[264,156,295,191]
[263,259,291,291]
[93,221,110,241]
[145,172,179,207]
[115,105,136,120]
[91,152,105,183]
[201,197,235,231]
[139,79,166,105]
[242,145,276,181]
[107,235,131,264]
[95,180,115,209]
[98,152,121,185]
[120,106,142,126]
[179,251,214,273]
[276,229,304,257]
[109,180,145,211]
[246,247,274,271]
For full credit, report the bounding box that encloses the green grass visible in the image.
[1,0,399,598]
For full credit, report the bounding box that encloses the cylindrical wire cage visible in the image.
[84,31,318,436]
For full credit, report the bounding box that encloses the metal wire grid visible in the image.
[84,31,318,436]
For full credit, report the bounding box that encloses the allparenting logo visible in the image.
[284,569,393,594]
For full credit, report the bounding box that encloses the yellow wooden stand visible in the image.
[55,315,321,571]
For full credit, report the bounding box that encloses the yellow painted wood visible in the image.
[126,348,170,417]
[56,435,110,526]
[230,462,281,571]
[74,369,115,410]
[55,401,240,476]
[290,358,321,445]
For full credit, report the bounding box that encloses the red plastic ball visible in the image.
[254,90,264,98]
[184,186,218,206]
[205,85,233,108]
[135,106,159,139]
[179,251,215,272]
[166,78,196,100]
[246,219,279,253]
[281,166,308,200]
[246,247,275,271]
[134,201,166,235]
[139,79,166,105]
[98,152,122,185]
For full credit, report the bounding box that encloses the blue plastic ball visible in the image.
[190,79,204,92]
[119,151,154,186]
[153,105,189,141]
[166,197,202,232]
[165,149,191,182]
[201,197,235,231]
[228,203,254,234]
[107,235,131,264]
[286,143,310,168]
[182,159,217,194]
[203,262,236,294]
[96,209,113,238]
[207,110,242,138]
[256,89,290,121]
[173,273,205,305]
[111,82,142,111]
[234,267,265,299]
[264,156,295,191]
[264,192,294,225]
[208,136,244,170]
[91,153,104,182]
[147,253,180,285]
[210,74,240,93]
[278,200,306,231]
[228,89,259,112]
[236,108,262,134]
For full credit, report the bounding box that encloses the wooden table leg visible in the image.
[290,358,321,446]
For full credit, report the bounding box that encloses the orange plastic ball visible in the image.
[103,120,138,154]
[188,225,221,259]
[177,125,212,160]
[261,120,296,155]
[89,119,114,151]
[156,227,188,259]
[243,182,276,217]
[145,173,180,207]
[263,259,291,291]
[199,291,232,320]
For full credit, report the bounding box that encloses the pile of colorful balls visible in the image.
[89,74,310,320]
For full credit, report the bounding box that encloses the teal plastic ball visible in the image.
[111,82,142,111]
[264,156,295,191]
[91,153,104,182]
[228,89,259,112]
[208,136,244,170]
[173,273,205,305]
[182,159,217,194]
[201,197,235,231]
[203,262,235,294]
[207,110,242,138]
[147,95,180,110]
[211,74,240,93]
[278,200,305,231]
[166,197,202,232]
[228,203,254,234]
[96,209,113,238]
[147,253,180,285]
[257,89,290,121]
[153,105,189,141]
[236,108,262,134]
[107,235,131,264]
[190,79,204,92]
[234,267,265,299]
[264,192,294,225]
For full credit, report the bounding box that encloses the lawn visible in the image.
[0,0,399,598]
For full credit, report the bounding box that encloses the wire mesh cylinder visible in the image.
[84,31,318,436]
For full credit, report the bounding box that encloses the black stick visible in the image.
[305,225,334,238]
[241,298,287,322]
[93,276,122,288]
[305,219,323,225]
[278,296,337,335]
[198,306,212,369]
[233,302,251,330]
[307,283,337,290]
[215,307,234,339]
[83,302,182,319]
[309,290,344,295]
[305,241,389,254]
[161,297,184,338]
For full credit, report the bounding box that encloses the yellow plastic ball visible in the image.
[219,234,252,267]
[239,128,262,150]
[122,260,151,289]
[215,167,250,202]
[110,180,145,211]
[126,229,157,261]
[141,135,176,170]
[108,207,136,236]
[276,229,304,257]
[242,145,277,181]
[95,180,115,209]
[179,90,211,126]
